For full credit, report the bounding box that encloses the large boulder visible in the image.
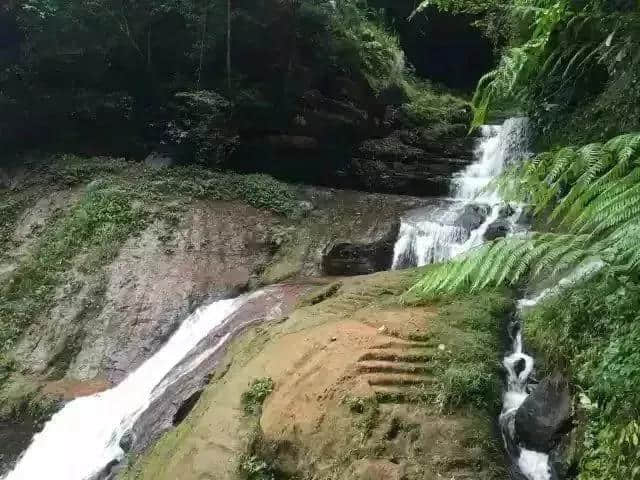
[484,218,511,241]
[322,221,400,276]
[515,374,571,452]
[455,203,491,232]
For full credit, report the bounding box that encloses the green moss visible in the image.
[139,167,302,218]
[0,373,59,422]
[0,186,145,353]
[402,78,471,127]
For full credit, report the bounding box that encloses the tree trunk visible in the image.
[197,2,208,88]
[226,0,232,91]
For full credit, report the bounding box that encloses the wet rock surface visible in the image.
[484,218,511,241]
[127,284,313,458]
[0,419,40,476]
[6,183,428,389]
[455,203,490,232]
[322,221,400,276]
[515,373,571,453]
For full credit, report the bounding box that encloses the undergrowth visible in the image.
[525,272,640,479]
[241,377,275,416]
[238,378,280,480]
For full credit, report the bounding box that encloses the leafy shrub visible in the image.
[241,378,275,416]
[402,78,471,127]
[330,1,406,92]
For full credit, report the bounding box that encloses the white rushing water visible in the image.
[392,118,530,269]
[4,292,265,480]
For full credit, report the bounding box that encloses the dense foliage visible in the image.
[410,1,640,477]
[415,0,640,144]
[1,0,465,159]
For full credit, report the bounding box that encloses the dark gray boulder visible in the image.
[322,221,400,276]
[515,373,571,452]
[484,218,511,241]
[455,204,490,231]
[499,203,516,218]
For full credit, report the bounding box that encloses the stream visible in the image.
[2,285,310,480]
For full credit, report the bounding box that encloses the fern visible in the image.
[412,132,640,296]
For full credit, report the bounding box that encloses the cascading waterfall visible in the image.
[392,118,530,269]
[3,290,269,480]
[391,118,559,480]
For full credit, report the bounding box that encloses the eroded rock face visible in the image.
[14,201,280,383]
[9,186,428,386]
[231,87,476,197]
[515,373,571,453]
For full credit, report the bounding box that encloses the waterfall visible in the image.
[3,291,269,480]
[391,118,563,480]
[392,118,530,269]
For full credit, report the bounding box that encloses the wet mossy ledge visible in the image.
[121,269,514,480]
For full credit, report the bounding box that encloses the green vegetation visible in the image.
[524,273,640,479]
[241,378,275,416]
[344,396,380,439]
[414,0,640,143]
[409,2,640,472]
[427,291,511,411]
[1,0,467,159]
[0,373,59,422]
[0,186,145,353]
[413,132,640,295]
[402,78,470,127]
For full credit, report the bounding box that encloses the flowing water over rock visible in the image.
[3,285,309,480]
[392,118,530,269]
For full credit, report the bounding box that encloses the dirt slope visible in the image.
[123,271,511,480]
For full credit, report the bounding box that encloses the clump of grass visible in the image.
[438,364,501,411]
[238,452,277,480]
[241,377,275,416]
[344,395,380,439]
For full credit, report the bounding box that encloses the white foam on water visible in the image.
[4,292,264,480]
[519,450,552,480]
[392,118,530,268]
